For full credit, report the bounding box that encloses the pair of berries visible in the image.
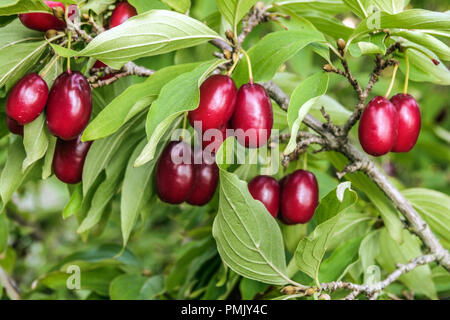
[248,170,319,225]
[6,71,92,184]
[156,141,219,206]
[188,75,273,151]
[359,94,421,156]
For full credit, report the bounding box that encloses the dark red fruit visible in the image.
[231,83,273,148]
[202,123,230,154]
[53,135,92,184]
[93,61,107,68]
[358,96,398,156]
[248,175,280,218]
[19,1,66,32]
[46,71,92,140]
[188,75,237,132]
[390,94,421,153]
[186,159,219,206]
[156,141,194,204]
[6,117,24,136]
[280,170,319,225]
[109,1,137,28]
[6,73,48,125]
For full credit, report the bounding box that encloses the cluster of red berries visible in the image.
[6,1,137,185]
[248,171,319,225]
[359,94,421,157]
[189,74,273,150]
[156,141,219,206]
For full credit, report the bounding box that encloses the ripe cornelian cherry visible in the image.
[280,170,319,225]
[390,94,421,153]
[6,117,24,136]
[202,123,230,154]
[231,83,273,148]
[6,73,48,125]
[109,1,137,28]
[156,141,194,204]
[186,157,219,206]
[53,135,92,184]
[358,96,398,156]
[19,1,66,32]
[248,175,280,218]
[188,75,237,132]
[46,71,92,140]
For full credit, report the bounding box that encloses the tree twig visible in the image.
[0,265,21,300]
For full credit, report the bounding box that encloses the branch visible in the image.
[88,62,155,88]
[0,265,21,300]
[263,80,450,272]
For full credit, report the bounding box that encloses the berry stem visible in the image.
[226,57,240,76]
[303,152,308,170]
[403,50,410,95]
[66,31,72,74]
[240,48,254,84]
[384,63,398,99]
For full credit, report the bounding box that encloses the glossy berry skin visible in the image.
[19,1,66,32]
[109,1,137,28]
[231,83,273,148]
[202,123,229,154]
[186,161,219,206]
[46,72,92,140]
[390,94,421,153]
[248,175,280,218]
[53,136,92,184]
[6,117,24,136]
[6,73,48,125]
[189,75,237,132]
[156,141,194,204]
[358,96,398,156]
[280,170,319,225]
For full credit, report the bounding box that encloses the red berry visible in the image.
[53,135,92,184]
[6,73,48,125]
[231,83,273,148]
[19,1,66,32]
[202,123,230,154]
[46,72,92,140]
[189,75,237,132]
[248,175,280,218]
[93,61,107,68]
[390,94,421,153]
[156,141,194,204]
[109,1,137,28]
[186,156,219,206]
[6,117,24,136]
[280,170,319,225]
[358,96,398,156]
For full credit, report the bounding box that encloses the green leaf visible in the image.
[372,0,407,14]
[294,182,357,285]
[350,10,450,45]
[377,229,437,299]
[0,137,36,209]
[275,0,348,15]
[327,152,404,243]
[0,41,47,94]
[82,62,199,141]
[309,95,351,125]
[399,49,450,85]
[216,0,258,31]
[232,30,323,87]
[22,113,49,171]
[391,30,450,61]
[0,213,8,254]
[348,33,387,57]
[318,236,363,282]
[134,59,226,167]
[359,230,380,283]
[82,115,142,196]
[42,135,56,179]
[53,10,220,69]
[63,184,83,219]
[342,0,371,18]
[77,134,141,234]
[212,139,291,286]
[0,0,51,16]
[0,19,42,50]
[162,0,190,13]
[80,0,115,15]
[285,72,329,154]
[301,12,353,40]
[110,274,164,300]
[402,188,450,249]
